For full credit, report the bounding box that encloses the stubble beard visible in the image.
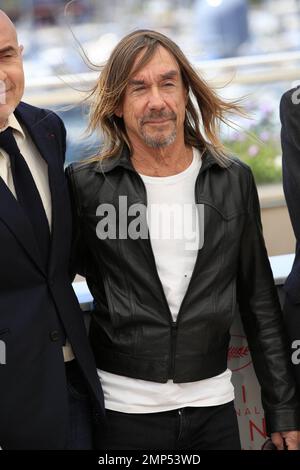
[140,111,177,149]
[139,110,177,149]
[141,127,177,149]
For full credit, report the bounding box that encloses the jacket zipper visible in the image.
[130,161,211,378]
[132,172,174,323]
[174,171,202,328]
[170,321,178,378]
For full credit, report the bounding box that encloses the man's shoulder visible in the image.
[67,152,121,180]
[66,160,99,192]
[68,152,253,183]
[67,159,98,176]
[221,155,252,181]
[205,149,251,177]
[218,156,254,199]
[280,86,300,112]
[279,87,300,139]
[16,101,64,130]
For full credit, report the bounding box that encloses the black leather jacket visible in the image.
[67,148,300,433]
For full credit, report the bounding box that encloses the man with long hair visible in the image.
[67,30,299,450]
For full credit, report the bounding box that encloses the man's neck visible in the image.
[131,143,193,177]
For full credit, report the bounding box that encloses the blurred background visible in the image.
[1,0,300,255]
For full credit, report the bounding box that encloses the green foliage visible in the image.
[224,135,282,184]
[222,102,282,185]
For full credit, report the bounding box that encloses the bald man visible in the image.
[0,11,104,449]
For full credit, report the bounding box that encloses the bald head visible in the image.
[0,10,18,43]
[0,9,24,127]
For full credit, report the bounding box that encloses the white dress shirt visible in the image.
[0,114,52,226]
[0,113,74,362]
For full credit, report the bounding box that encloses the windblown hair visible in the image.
[87,29,243,166]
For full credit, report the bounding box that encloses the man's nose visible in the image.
[147,87,166,109]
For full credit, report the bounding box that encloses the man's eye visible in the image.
[133,86,145,92]
[163,82,175,87]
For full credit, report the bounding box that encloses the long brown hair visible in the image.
[87,29,243,166]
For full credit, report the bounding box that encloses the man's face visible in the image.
[116,45,187,150]
[0,14,24,127]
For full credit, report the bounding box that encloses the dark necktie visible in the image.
[0,127,50,268]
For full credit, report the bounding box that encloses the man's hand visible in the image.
[271,431,299,450]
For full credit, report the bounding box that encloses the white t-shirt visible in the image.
[98,148,234,413]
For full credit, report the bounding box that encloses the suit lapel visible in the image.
[2,104,66,274]
[0,176,45,272]
[26,126,64,274]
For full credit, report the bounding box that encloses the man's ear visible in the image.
[19,45,24,55]
[115,105,123,118]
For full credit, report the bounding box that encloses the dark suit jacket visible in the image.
[0,102,104,449]
[280,87,300,302]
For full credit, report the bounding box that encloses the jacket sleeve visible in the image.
[280,87,300,242]
[237,168,300,434]
[65,164,87,279]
